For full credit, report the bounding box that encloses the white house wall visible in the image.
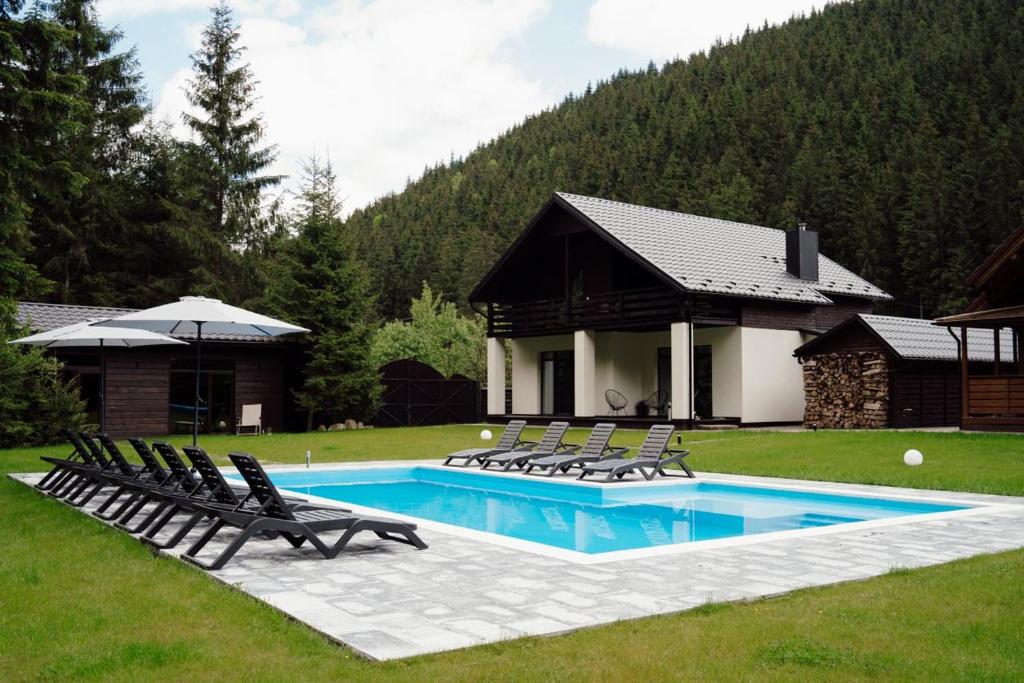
[739,327,806,423]
[509,335,573,415]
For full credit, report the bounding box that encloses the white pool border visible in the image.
[247,460,1022,565]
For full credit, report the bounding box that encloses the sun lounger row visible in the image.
[35,430,426,569]
[444,421,695,481]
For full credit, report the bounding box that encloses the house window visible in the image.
[694,345,713,419]
[540,350,574,415]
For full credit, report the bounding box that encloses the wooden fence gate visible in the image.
[375,359,481,427]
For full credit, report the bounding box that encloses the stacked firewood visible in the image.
[802,352,889,428]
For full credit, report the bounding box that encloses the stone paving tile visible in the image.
[12,471,1024,661]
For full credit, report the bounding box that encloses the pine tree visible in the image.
[258,156,379,429]
[26,0,147,305]
[0,0,88,321]
[183,1,281,255]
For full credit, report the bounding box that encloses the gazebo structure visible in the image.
[935,227,1024,431]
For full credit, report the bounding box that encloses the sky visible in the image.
[95,0,831,213]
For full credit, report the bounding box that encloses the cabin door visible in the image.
[540,350,574,415]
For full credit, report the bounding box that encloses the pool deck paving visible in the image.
[12,464,1024,661]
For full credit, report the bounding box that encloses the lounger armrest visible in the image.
[559,443,582,453]
[517,440,539,449]
[600,446,630,460]
[664,448,690,458]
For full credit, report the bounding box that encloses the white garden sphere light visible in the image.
[480,429,493,441]
[903,449,924,466]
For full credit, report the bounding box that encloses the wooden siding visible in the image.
[234,351,285,433]
[743,298,873,332]
[967,375,1024,417]
[104,350,170,436]
[891,366,961,427]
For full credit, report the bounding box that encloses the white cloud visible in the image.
[586,0,832,61]
[151,0,552,211]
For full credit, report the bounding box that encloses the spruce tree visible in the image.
[258,156,379,429]
[26,0,147,305]
[183,1,281,255]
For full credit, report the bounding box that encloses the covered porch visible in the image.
[936,306,1024,432]
[485,324,809,427]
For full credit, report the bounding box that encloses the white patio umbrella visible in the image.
[8,320,186,432]
[98,296,310,444]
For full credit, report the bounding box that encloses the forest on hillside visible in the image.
[344,0,1024,319]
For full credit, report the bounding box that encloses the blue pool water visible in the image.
[248,467,966,554]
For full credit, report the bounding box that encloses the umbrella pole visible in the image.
[100,339,106,433]
[193,322,203,446]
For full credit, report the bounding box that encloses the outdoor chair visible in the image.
[523,423,625,476]
[480,421,572,471]
[35,429,98,493]
[181,452,426,570]
[605,389,629,416]
[140,445,319,549]
[644,389,670,418]
[443,420,532,467]
[578,425,694,482]
[236,403,263,435]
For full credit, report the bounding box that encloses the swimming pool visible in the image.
[251,466,968,555]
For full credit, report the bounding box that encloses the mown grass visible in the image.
[2,426,1023,681]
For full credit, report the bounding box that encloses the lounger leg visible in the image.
[184,519,272,570]
[40,468,75,492]
[69,480,107,507]
[36,466,70,490]
[141,505,181,541]
[93,485,130,515]
[324,521,427,558]
[146,511,205,549]
[47,472,81,497]
[100,490,145,521]
[181,519,228,560]
[118,499,168,533]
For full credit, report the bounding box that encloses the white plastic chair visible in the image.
[236,403,263,435]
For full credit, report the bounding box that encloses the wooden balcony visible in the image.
[490,287,683,337]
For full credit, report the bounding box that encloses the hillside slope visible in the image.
[344,0,1024,319]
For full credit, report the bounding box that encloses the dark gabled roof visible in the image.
[796,313,1014,362]
[471,193,891,305]
[15,302,286,344]
[966,226,1024,288]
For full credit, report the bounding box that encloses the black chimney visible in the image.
[786,223,818,281]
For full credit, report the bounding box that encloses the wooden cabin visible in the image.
[935,227,1024,431]
[795,314,1014,428]
[16,302,304,437]
[471,193,891,427]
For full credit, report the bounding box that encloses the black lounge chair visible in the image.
[91,434,170,520]
[140,445,320,549]
[182,452,426,570]
[481,421,572,471]
[524,423,624,476]
[36,429,101,494]
[113,440,210,533]
[578,425,694,482]
[443,420,531,467]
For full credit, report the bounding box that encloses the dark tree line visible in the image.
[344,0,1024,319]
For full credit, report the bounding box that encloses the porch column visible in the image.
[486,337,506,415]
[574,330,596,417]
[670,322,692,421]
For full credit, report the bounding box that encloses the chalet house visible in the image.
[796,314,1014,429]
[471,193,891,426]
[15,302,303,437]
[935,226,1024,431]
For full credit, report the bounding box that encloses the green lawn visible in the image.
[2,426,1023,681]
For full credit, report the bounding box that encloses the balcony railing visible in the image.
[490,287,683,336]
